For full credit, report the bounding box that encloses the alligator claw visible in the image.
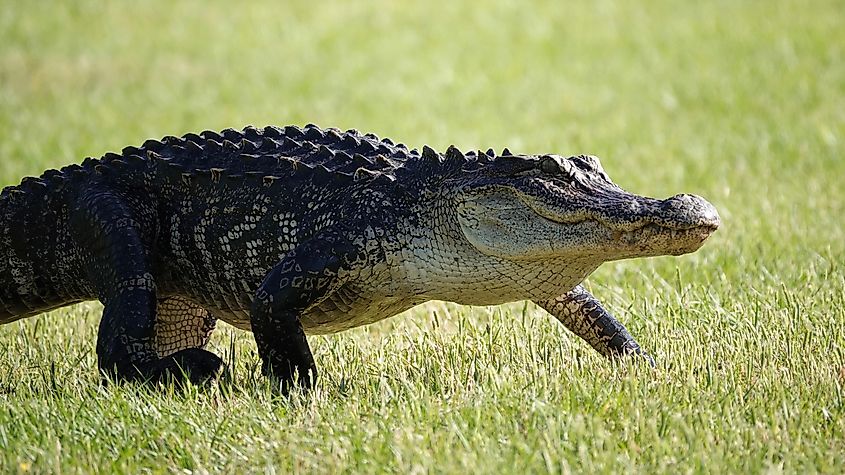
[624,346,656,368]
[637,350,657,368]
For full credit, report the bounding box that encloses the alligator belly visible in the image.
[204,292,417,336]
[300,292,419,335]
[208,300,413,335]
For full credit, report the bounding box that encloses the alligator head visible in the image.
[451,151,720,262]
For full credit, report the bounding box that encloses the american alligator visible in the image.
[0,124,720,391]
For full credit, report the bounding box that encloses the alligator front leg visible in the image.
[536,285,655,366]
[69,187,223,385]
[251,228,357,394]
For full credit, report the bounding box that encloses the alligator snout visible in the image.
[603,192,720,232]
[661,194,721,230]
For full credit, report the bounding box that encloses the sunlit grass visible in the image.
[1,0,843,472]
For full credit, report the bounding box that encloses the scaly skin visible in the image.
[0,124,720,390]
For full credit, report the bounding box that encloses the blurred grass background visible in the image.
[0,0,843,473]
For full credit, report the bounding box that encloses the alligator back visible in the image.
[0,124,420,324]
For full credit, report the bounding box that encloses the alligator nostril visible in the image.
[669,193,698,204]
[667,194,704,208]
[660,194,720,228]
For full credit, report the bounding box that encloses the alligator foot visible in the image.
[100,349,224,387]
[152,348,225,386]
[263,361,318,395]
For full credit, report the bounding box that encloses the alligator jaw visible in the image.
[526,192,721,259]
[613,220,719,257]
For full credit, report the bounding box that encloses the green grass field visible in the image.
[1,0,843,472]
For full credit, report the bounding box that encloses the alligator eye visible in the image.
[540,156,562,174]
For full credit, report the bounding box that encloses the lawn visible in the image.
[1,0,843,473]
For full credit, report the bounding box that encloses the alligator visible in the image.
[0,124,720,391]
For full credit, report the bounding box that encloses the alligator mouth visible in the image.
[527,204,719,231]
[523,192,721,232]
[534,214,720,233]
[523,194,720,255]
[536,214,718,239]
[605,223,719,244]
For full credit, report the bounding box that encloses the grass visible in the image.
[1,0,843,472]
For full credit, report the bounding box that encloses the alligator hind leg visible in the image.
[69,188,223,384]
[537,285,655,366]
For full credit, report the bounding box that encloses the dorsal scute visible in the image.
[183,132,203,143]
[445,145,464,162]
[324,128,343,143]
[19,176,47,192]
[303,125,325,141]
[421,145,440,163]
[122,145,142,156]
[200,130,223,141]
[355,140,377,155]
[242,125,262,141]
[220,128,243,142]
[185,140,204,155]
[142,139,165,153]
[222,139,238,152]
[14,125,426,195]
[341,134,360,149]
[102,151,122,162]
[315,145,335,160]
[263,125,283,138]
[204,139,223,153]
[239,138,261,153]
[284,125,304,139]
